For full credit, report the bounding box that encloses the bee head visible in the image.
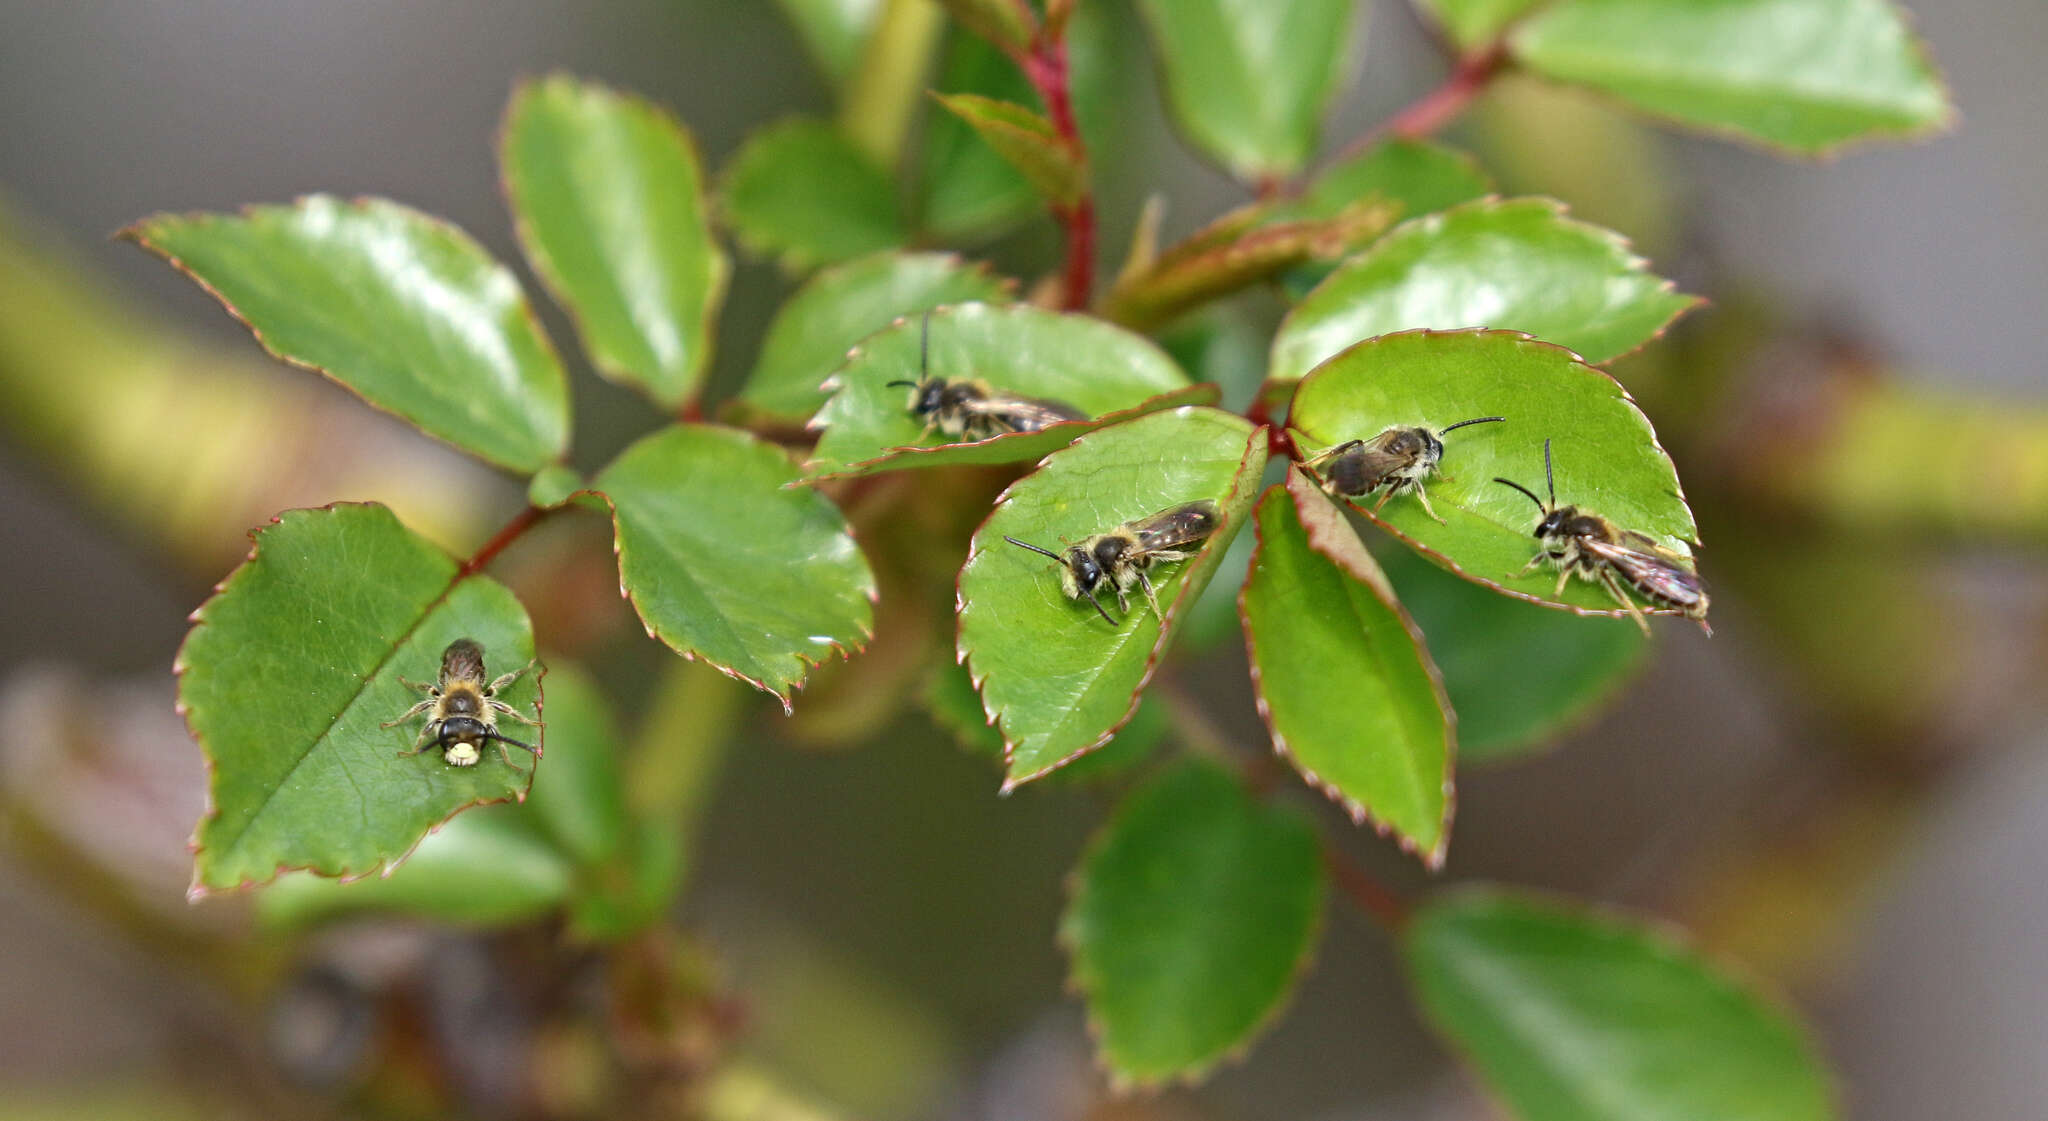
[438,715,489,746]
[887,377,946,417]
[1063,545,1103,594]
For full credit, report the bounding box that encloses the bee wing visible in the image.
[1130,500,1220,552]
[1583,536,1706,608]
[956,393,1087,432]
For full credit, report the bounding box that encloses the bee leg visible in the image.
[491,735,539,771]
[380,698,435,728]
[1598,568,1652,636]
[486,661,535,696]
[1410,481,1446,525]
[395,723,441,757]
[1136,569,1164,619]
[1513,553,1547,578]
[487,698,542,726]
[1554,566,1574,598]
[396,675,434,695]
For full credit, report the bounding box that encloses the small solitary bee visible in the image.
[1004,500,1219,624]
[382,638,542,769]
[1493,440,1710,636]
[887,311,1087,443]
[1300,416,1506,523]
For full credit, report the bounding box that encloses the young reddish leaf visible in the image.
[1287,329,1700,622]
[502,75,728,409]
[737,251,1013,425]
[1510,0,1951,155]
[1063,760,1325,1087]
[935,0,1037,55]
[180,504,542,894]
[1272,197,1699,382]
[804,301,1201,482]
[1135,0,1361,181]
[718,117,906,274]
[593,423,876,708]
[957,407,1265,787]
[124,197,570,475]
[1406,888,1836,1121]
[930,92,1086,210]
[1241,473,1455,866]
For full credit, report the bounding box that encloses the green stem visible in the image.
[839,0,945,169]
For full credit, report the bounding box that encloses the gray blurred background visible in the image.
[2,1,2044,1118]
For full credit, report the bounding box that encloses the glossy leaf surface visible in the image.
[502,75,727,408]
[1379,544,1645,762]
[1241,474,1453,865]
[957,407,1264,786]
[180,504,540,893]
[931,92,1084,209]
[1406,889,1835,1121]
[1287,330,1697,618]
[739,251,1012,424]
[595,424,875,706]
[125,197,569,474]
[804,301,1198,481]
[257,805,572,930]
[718,117,905,273]
[1279,139,1495,296]
[1063,760,1324,1086]
[1135,0,1360,180]
[1511,0,1950,154]
[1272,197,1698,382]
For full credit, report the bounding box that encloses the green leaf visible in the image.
[1280,139,1495,298]
[1271,197,1699,383]
[1241,473,1454,865]
[1405,888,1835,1121]
[772,0,883,87]
[521,661,627,867]
[502,75,728,409]
[124,197,570,475]
[1135,0,1361,180]
[1062,759,1324,1086]
[256,805,573,931]
[527,464,585,509]
[936,0,1037,54]
[1378,543,1645,763]
[1286,330,1699,620]
[920,30,1043,240]
[738,251,1013,425]
[1510,0,1952,155]
[1412,0,1547,49]
[718,117,906,273]
[179,504,542,894]
[593,423,876,706]
[957,407,1265,786]
[931,92,1084,209]
[803,301,1203,482]
[924,659,1164,785]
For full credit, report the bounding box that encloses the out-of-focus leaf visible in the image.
[937,0,1037,54]
[930,93,1084,209]
[957,407,1264,786]
[1241,473,1454,864]
[804,301,1200,481]
[1271,197,1698,382]
[1510,0,1951,155]
[1287,329,1699,620]
[257,805,572,931]
[773,0,884,87]
[527,465,585,509]
[1378,543,1645,762]
[502,75,728,408]
[180,504,540,894]
[521,662,627,867]
[1135,0,1361,181]
[1279,139,1495,297]
[593,424,876,707]
[1406,888,1836,1121]
[1063,759,1324,1086]
[1411,0,1546,49]
[124,197,570,474]
[738,251,1013,425]
[718,117,906,273]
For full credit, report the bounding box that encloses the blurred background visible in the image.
[3,1,2045,1118]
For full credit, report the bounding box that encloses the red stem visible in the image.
[460,505,545,578]
[1333,43,1508,165]
[1324,841,1412,931]
[1022,36,1094,309]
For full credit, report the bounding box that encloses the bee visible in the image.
[382,638,542,769]
[887,310,1086,443]
[1004,500,1219,624]
[1300,415,1505,523]
[1492,439,1710,636]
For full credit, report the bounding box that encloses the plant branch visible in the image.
[1330,42,1508,167]
[1020,34,1095,309]
[1323,838,1413,930]
[459,504,547,578]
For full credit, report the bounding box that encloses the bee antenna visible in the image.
[1493,476,1548,513]
[1002,535,1063,561]
[920,307,933,382]
[1086,592,1117,625]
[885,379,917,388]
[486,730,535,751]
[1441,415,1506,434]
[1544,437,1556,506]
